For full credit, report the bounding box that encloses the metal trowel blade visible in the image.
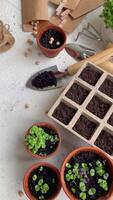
[26,65,64,91]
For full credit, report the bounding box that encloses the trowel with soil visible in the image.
[26,43,113,91]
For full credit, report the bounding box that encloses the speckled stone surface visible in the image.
[0,1,105,200]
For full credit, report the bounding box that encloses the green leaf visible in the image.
[71,187,76,194]
[81,163,88,170]
[38,179,44,186]
[96,161,103,168]
[98,179,108,191]
[80,192,86,200]
[103,173,109,180]
[65,174,70,182]
[66,163,71,169]
[79,182,86,192]
[96,167,105,177]
[88,188,96,196]
[90,169,95,177]
[32,174,37,181]
[35,185,40,192]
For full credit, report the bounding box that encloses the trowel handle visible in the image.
[67,44,113,75]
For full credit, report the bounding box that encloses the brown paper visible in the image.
[49,0,80,10]
[21,0,49,32]
[70,0,104,19]
[50,14,85,33]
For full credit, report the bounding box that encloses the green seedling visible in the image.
[90,169,95,177]
[65,157,110,200]
[80,192,86,200]
[88,188,96,196]
[79,182,86,192]
[32,174,38,181]
[25,126,59,155]
[98,179,108,191]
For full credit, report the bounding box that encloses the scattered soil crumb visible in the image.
[35,61,40,65]
[27,48,32,53]
[38,52,42,56]
[18,190,24,197]
[27,39,34,46]
[24,104,30,109]
[24,52,29,57]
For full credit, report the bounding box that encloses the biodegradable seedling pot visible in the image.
[23,162,61,200]
[61,146,113,200]
[25,122,61,159]
[36,22,66,58]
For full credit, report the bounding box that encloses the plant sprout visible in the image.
[25,126,59,155]
[80,192,86,200]
[88,188,96,196]
[33,176,50,195]
[100,0,113,29]
[65,157,110,200]
[32,174,38,181]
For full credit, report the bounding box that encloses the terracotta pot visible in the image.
[25,122,61,159]
[61,146,113,200]
[23,162,61,200]
[36,22,67,58]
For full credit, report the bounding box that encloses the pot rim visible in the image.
[23,162,61,200]
[36,24,67,52]
[25,122,61,159]
[61,146,113,200]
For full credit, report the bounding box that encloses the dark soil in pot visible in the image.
[52,102,77,125]
[95,130,113,155]
[79,65,103,86]
[108,113,113,127]
[73,115,98,140]
[64,152,112,200]
[66,83,90,105]
[86,96,111,119]
[40,29,65,49]
[99,78,113,99]
[28,166,58,200]
[25,125,59,157]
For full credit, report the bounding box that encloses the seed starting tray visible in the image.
[48,62,113,159]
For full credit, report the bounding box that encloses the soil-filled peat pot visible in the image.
[86,96,111,119]
[99,77,113,99]
[66,82,90,105]
[95,130,113,155]
[73,115,98,140]
[52,102,77,125]
[79,65,103,86]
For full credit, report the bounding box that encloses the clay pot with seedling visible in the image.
[61,147,113,200]
[25,122,61,159]
[23,162,61,200]
[36,22,66,58]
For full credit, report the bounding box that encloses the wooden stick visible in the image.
[67,47,113,75]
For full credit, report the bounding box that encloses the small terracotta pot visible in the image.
[61,146,113,200]
[23,162,61,200]
[25,122,61,159]
[36,22,66,58]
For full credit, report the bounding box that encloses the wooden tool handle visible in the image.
[67,47,113,75]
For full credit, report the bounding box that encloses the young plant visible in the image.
[65,158,110,200]
[25,126,59,155]
[100,0,113,30]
